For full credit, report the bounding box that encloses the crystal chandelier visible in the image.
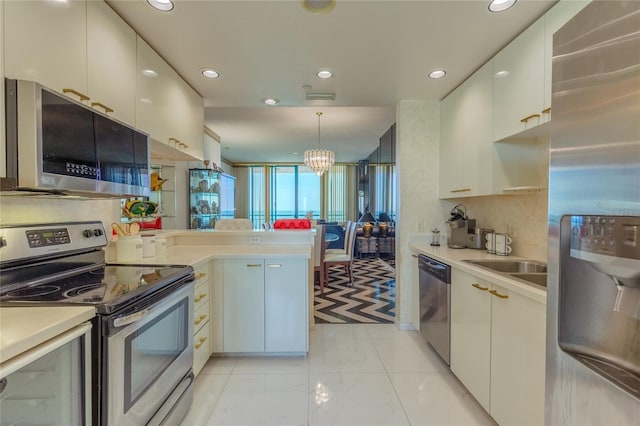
[304,112,335,176]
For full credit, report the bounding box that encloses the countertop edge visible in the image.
[409,243,547,304]
[0,306,95,365]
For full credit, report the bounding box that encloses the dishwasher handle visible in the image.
[418,255,451,284]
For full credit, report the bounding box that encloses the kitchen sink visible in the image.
[462,259,548,289]
[463,259,547,273]
[509,273,548,287]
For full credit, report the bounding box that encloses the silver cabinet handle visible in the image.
[113,309,149,327]
[267,264,281,268]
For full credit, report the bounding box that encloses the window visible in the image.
[242,164,358,226]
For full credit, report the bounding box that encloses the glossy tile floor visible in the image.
[181,324,496,426]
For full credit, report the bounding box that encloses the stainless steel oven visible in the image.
[0,221,195,425]
[104,280,194,425]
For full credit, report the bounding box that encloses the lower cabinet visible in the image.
[221,257,308,353]
[450,269,546,425]
[450,271,492,411]
[192,261,211,376]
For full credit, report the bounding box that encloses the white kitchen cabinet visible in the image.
[4,1,138,127]
[222,258,265,352]
[439,84,464,197]
[450,269,546,425]
[136,36,204,161]
[450,270,491,411]
[493,19,546,141]
[489,283,546,426]
[543,0,592,112]
[439,61,493,199]
[192,261,211,375]
[265,259,308,352]
[86,1,137,125]
[4,0,87,96]
[221,257,308,353]
[492,137,549,193]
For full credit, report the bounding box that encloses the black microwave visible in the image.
[4,79,149,197]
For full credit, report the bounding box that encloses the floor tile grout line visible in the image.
[368,330,414,426]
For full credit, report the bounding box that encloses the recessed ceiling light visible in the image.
[302,0,336,14]
[264,98,279,106]
[147,0,174,12]
[488,0,517,13]
[201,69,220,79]
[428,70,446,79]
[142,69,158,77]
[316,69,334,79]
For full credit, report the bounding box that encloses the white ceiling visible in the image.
[107,0,557,164]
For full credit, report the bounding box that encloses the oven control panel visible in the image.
[26,228,71,247]
[0,221,108,264]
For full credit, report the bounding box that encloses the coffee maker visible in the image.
[446,204,476,249]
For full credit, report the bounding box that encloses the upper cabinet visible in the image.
[136,37,204,161]
[4,0,88,95]
[4,0,136,124]
[440,0,591,198]
[86,1,137,125]
[3,0,204,162]
[492,0,591,141]
[439,61,494,198]
[492,19,546,141]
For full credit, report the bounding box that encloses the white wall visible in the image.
[395,100,444,330]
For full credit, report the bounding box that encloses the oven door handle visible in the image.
[113,309,149,327]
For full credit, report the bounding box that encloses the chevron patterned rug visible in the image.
[314,258,396,324]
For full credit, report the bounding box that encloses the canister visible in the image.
[116,235,143,262]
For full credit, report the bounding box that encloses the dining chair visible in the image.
[326,221,352,255]
[313,224,327,294]
[324,221,357,286]
[214,218,253,230]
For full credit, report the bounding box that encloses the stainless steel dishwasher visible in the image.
[418,254,452,365]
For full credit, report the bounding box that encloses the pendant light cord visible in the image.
[317,112,323,147]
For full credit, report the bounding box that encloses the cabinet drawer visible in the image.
[193,324,210,376]
[194,299,210,334]
[194,263,209,286]
[194,279,210,312]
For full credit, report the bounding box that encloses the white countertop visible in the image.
[115,244,312,266]
[0,306,95,364]
[409,243,547,304]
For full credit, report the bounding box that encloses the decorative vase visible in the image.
[362,222,373,238]
[378,222,388,238]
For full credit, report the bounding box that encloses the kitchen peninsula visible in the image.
[112,228,314,375]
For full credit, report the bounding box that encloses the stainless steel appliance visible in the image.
[3,79,150,197]
[0,322,92,424]
[547,2,640,423]
[418,254,451,364]
[0,221,195,425]
[446,204,476,249]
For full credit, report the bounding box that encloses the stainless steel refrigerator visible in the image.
[547,1,640,424]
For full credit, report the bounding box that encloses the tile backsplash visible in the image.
[0,196,121,230]
[441,193,548,262]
